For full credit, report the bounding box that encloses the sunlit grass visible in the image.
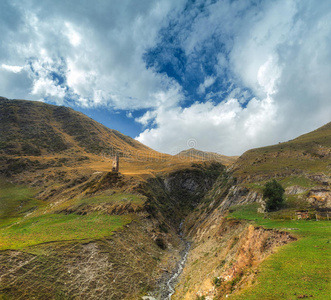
[0,179,45,227]
[0,179,133,250]
[0,212,131,250]
[77,192,145,206]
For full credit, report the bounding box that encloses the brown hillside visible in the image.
[0,97,154,156]
[0,97,215,183]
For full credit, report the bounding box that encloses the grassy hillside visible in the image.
[0,164,220,299]
[0,179,137,250]
[0,97,215,184]
[233,122,331,181]
[1,97,329,299]
[230,204,330,300]
[0,97,154,156]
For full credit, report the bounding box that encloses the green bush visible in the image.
[213,276,223,287]
[263,179,285,211]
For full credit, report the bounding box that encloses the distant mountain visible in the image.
[0,97,154,157]
[176,148,238,165]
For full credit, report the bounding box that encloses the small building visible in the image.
[295,210,309,220]
[112,154,119,172]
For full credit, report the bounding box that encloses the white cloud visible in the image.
[198,76,216,95]
[136,110,157,126]
[137,0,331,155]
[64,22,81,47]
[1,64,23,73]
[31,77,66,100]
[137,96,279,156]
[0,0,187,108]
[257,56,280,95]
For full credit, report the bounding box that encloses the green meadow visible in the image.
[0,180,133,250]
[229,204,331,300]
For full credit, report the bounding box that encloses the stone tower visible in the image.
[112,154,119,172]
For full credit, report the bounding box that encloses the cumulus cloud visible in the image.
[137,96,278,155]
[0,0,186,109]
[137,0,331,154]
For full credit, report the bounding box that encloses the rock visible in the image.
[285,185,308,195]
[307,188,331,208]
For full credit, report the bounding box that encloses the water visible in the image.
[143,222,191,300]
[165,221,191,299]
[166,241,190,299]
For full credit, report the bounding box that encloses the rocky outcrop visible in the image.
[143,163,224,224]
[307,188,331,209]
[173,217,295,300]
[285,185,308,195]
[217,186,263,211]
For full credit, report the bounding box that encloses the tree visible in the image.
[263,179,285,211]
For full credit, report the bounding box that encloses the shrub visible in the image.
[213,276,223,287]
[263,179,285,211]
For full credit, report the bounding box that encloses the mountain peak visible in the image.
[176,148,238,165]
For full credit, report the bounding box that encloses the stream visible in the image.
[165,240,191,299]
[165,221,191,300]
[142,222,191,300]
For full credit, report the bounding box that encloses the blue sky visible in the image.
[1,0,330,155]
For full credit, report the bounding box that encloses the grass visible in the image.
[234,122,331,178]
[77,192,145,206]
[0,179,133,250]
[0,179,45,227]
[244,176,317,196]
[279,176,317,189]
[229,204,331,300]
[0,212,131,250]
[49,190,147,215]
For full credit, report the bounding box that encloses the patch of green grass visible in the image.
[0,179,45,227]
[285,194,311,210]
[51,191,146,213]
[245,176,317,193]
[78,192,145,206]
[0,213,131,250]
[279,176,317,189]
[229,204,331,300]
[245,182,264,193]
[229,203,261,221]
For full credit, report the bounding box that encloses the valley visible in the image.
[0,98,330,299]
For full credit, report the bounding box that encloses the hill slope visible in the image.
[0,97,213,182]
[232,121,331,182]
[0,97,153,156]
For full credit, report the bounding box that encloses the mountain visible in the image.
[0,96,154,156]
[176,148,238,165]
[0,97,218,181]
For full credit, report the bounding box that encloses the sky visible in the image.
[0,0,330,156]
